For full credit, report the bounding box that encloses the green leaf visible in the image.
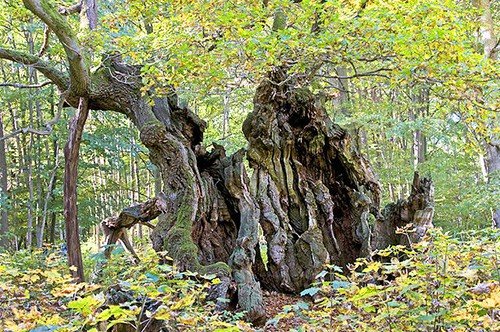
[300,287,320,297]
[145,272,159,282]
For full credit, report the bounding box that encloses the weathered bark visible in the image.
[409,85,429,169]
[64,97,89,282]
[486,141,500,228]
[80,0,97,30]
[194,146,265,321]
[475,0,499,228]
[243,67,381,292]
[2,1,430,316]
[101,194,165,261]
[372,172,434,250]
[89,55,265,320]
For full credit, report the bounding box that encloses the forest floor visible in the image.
[0,228,499,331]
[263,292,307,331]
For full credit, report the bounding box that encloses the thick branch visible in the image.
[101,194,166,261]
[58,2,82,15]
[23,0,90,96]
[0,47,68,89]
[104,194,167,231]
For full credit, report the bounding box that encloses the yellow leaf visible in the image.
[362,261,382,273]
[171,294,195,310]
[460,268,477,279]
[178,315,198,326]
[479,289,500,309]
[154,306,172,320]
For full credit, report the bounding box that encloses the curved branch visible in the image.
[38,26,50,56]
[23,0,90,96]
[0,47,68,89]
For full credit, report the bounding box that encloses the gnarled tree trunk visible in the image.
[89,55,265,320]
[243,68,381,292]
[95,62,431,323]
[1,1,436,325]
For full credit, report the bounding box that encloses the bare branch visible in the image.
[58,2,82,15]
[318,67,393,80]
[38,26,50,56]
[23,0,90,96]
[0,47,68,89]
[0,127,52,142]
[357,55,396,62]
[0,81,53,89]
[0,89,68,142]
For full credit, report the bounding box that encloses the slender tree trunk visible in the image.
[64,98,89,281]
[409,85,429,169]
[0,111,9,248]
[475,0,499,227]
[49,211,56,244]
[222,91,230,138]
[37,142,59,247]
[25,122,35,249]
[24,29,37,249]
[335,66,350,116]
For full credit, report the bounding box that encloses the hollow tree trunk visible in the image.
[243,68,381,292]
[93,61,426,323]
[91,55,265,320]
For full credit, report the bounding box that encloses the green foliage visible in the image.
[0,247,254,332]
[0,0,497,248]
[2,230,499,331]
[275,228,500,331]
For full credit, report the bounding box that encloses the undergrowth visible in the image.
[0,228,498,331]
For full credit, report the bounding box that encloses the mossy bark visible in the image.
[96,57,264,320]
[93,60,431,322]
[243,68,381,292]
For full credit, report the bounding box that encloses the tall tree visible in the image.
[0,111,9,248]
[476,0,499,227]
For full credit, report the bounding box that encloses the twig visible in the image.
[0,81,53,89]
[58,2,82,15]
[38,26,50,57]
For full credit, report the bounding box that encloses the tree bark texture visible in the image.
[372,172,434,250]
[64,97,89,282]
[91,62,433,322]
[1,36,434,319]
[243,68,381,292]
